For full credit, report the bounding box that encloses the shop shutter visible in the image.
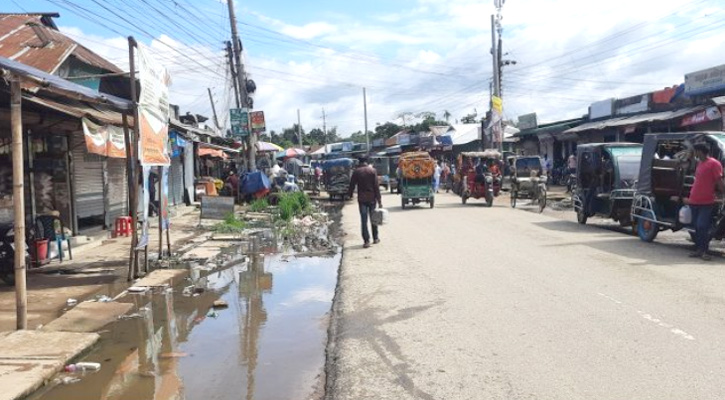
[72,134,104,220]
[106,158,128,226]
[170,156,184,206]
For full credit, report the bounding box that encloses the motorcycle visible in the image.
[0,223,33,286]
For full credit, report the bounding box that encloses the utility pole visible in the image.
[296,109,302,147]
[363,87,369,152]
[207,88,222,130]
[226,0,255,171]
[490,5,503,153]
[321,107,327,145]
[225,41,240,109]
[10,75,27,330]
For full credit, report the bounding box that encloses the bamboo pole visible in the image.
[10,76,27,330]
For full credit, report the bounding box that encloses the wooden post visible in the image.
[10,76,27,330]
[127,36,140,280]
[122,113,136,281]
[157,166,163,259]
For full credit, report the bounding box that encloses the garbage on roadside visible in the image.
[127,286,148,293]
[96,295,113,302]
[160,352,188,359]
[66,298,78,307]
[64,362,101,372]
[212,300,228,309]
[57,376,81,385]
[118,313,143,320]
[206,310,219,318]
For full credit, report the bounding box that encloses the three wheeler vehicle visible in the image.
[371,156,392,191]
[510,156,547,213]
[322,158,355,200]
[457,150,502,206]
[399,152,435,209]
[573,143,643,226]
[631,132,725,242]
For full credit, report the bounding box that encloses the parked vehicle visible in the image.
[631,132,725,242]
[389,156,400,194]
[399,152,436,209]
[573,143,643,226]
[322,158,355,200]
[510,156,547,213]
[456,150,502,207]
[0,222,34,286]
[371,156,392,191]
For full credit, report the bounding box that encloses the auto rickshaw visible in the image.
[573,143,643,226]
[631,132,725,243]
[322,158,355,200]
[457,150,502,207]
[510,156,547,213]
[399,152,435,209]
[371,156,392,191]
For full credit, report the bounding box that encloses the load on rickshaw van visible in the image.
[573,143,643,226]
[398,152,436,209]
[322,158,355,200]
[456,150,502,207]
[509,156,548,213]
[632,132,725,243]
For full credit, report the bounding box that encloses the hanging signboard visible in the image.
[137,44,171,166]
[680,106,722,127]
[230,108,250,137]
[82,118,126,158]
[250,111,266,134]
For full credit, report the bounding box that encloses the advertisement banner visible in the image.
[680,106,722,127]
[685,64,725,95]
[492,96,503,113]
[517,113,538,130]
[230,108,250,137]
[161,166,169,230]
[250,111,266,133]
[106,125,126,158]
[137,166,151,249]
[137,44,171,166]
[82,118,108,156]
[82,118,126,158]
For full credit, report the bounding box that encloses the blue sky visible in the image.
[5,0,725,136]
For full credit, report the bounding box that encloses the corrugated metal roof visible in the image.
[0,14,121,74]
[24,95,127,126]
[564,107,703,133]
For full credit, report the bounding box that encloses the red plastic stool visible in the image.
[114,216,133,237]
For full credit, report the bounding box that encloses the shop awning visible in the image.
[514,118,584,138]
[0,55,132,111]
[23,94,127,126]
[199,142,240,153]
[198,147,228,159]
[564,107,704,134]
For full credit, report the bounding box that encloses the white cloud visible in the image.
[57,0,725,139]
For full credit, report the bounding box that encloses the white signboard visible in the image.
[589,98,614,120]
[685,64,725,95]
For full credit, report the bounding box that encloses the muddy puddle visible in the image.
[30,206,343,400]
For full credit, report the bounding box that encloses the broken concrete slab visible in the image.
[42,302,134,333]
[0,330,99,400]
[132,269,188,288]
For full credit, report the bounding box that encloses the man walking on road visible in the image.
[687,143,724,260]
[348,156,382,248]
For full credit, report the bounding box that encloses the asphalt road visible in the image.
[327,191,725,400]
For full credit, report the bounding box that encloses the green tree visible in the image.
[443,110,451,122]
[461,110,478,124]
[348,130,367,143]
[374,122,402,140]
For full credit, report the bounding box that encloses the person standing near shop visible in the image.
[687,143,724,260]
[348,156,382,248]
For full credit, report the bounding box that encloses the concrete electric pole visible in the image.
[322,107,327,145]
[297,108,302,147]
[226,0,256,170]
[363,87,369,153]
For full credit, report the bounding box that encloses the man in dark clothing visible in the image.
[348,156,382,248]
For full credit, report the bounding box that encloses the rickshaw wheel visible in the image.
[430,197,435,209]
[538,189,547,213]
[510,191,517,208]
[401,198,406,209]
[0,272,15,286]
[577,208,588,225]
[486,192,494,208]
[637,211,659,242]
[462,195,468,205]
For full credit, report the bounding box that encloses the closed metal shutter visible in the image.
[170,156,183,206]
[106,158,128,226]
[72,133,104,220]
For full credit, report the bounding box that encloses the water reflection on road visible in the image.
[32,248,341,400]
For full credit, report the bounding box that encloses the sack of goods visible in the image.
[371,208,389,226]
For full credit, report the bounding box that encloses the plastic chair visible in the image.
[36,215,72,262]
